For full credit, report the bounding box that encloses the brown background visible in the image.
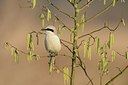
[0,0,128,85]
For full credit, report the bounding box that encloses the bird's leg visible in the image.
[48,51,57,73]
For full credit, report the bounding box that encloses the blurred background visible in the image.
[0,0,128,85]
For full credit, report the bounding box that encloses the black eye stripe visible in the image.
[46,28,54,32]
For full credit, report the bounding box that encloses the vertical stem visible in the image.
[70,1,79,85]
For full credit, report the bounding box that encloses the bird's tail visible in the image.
[48,56,55,73]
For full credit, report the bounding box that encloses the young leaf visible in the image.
[27,51,33,62]
[111,50,116,62]
[96,37,100,53]
[10,47,15,57]
[40,13,45,27]
[31,41,35,51]
[63,67,69,85]
[88,46,91,60]
[27,33,31,50]
[84,41,87,58]
[125,52,128,59]
[121,0,125,3]
[32,0,36,9]
[121,18,125,26]
[81,14,85,32]
[47,9,51,21]
[10,48,19,63]
[112,0,116,6]
[104,0,107,5]
[14,50,19,64]
[111,32,114,45]
[107,32,114,49]
[63,67,67,85]
[68,0,72,2]
[27,33,34,51]
[49,62,53,73]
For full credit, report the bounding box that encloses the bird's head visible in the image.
[41,25,57,35]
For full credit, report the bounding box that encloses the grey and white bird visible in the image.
[41,25,61,72]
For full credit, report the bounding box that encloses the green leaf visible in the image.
[27,33,34,51]
[68,0,72,2]
[121,18,125,26]
[125,52,128,59]
[84,41,87,58]
[27,51,33,62]
[10,48,19,64]
[88,46,91,60]
[111,33,114,45]
[107,32,114,49]
[96,37,100,53]
[47,9,51,21]
[27,33,31,50]
[14,50,19,64]
[111,50,116,62]
[112,0,116,7]
[81,14,85,32]
[121,0,125,3]
[104,0,107,5]
[10,47,15,56]
[32,0,36,9]
[63,67,69,85]
[49,62,53,73]
[41,13,45,27]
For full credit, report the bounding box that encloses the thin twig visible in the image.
[41,5,72,32]
[79,0,94,11]
[5,42,28,55]
[61,41,72,53]
[78,19,122,39]
[54,15,72,32]
[61,39,73,44]
[77,51,94,85]
[80,0,119,25]
[58,53,72,59]
[78,40,85,48]
[47,0,74,19]
[105,65,128,85]
[66,0,74,6]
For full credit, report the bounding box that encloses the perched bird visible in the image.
[41,25,61,72]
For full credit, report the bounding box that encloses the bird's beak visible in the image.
[41,29,45,31]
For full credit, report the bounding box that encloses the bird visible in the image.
[41,25,61,73]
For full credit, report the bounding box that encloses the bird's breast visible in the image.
[44,34,61,53]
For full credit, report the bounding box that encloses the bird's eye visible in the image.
[46,28,54,32]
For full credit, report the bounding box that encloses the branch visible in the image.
[61,39,73,44]
[80,0,119,25]
[43,6,72,32]
[77,52,94,85]
[105,65,128,85]
[54,15,72,32]
[47,0,74,19]
[61,41,72,53]
[79,0,94,11]
[78,19,122,39]
[5,42,28,55]
[78,40,85,48]
[66,0,74,6]
[5,42,48,59]
[58,53,72,59]
[77,34,96,48]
